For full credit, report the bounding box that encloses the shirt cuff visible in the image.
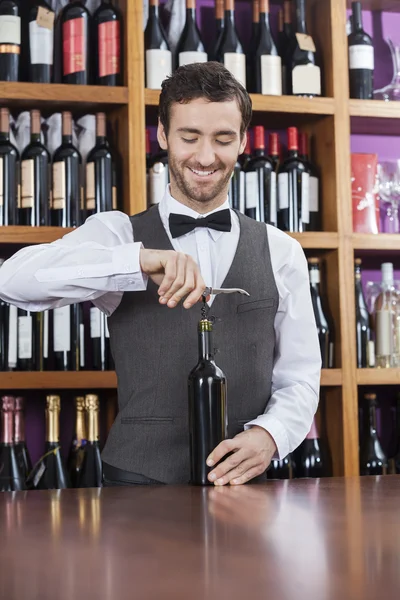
[112,242,148,292]
[244,414,290,460]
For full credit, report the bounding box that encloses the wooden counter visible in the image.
[1,476,399,600]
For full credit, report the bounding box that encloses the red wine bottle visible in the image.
[277,1,292,95]
[0,107,19,226]
[67,395,87,487]
[6,304,17,371]
[0,0,21,82]
[354,259,371,369]
[254,0,281,96]
[240,134,251,170]
[28,0,54,83]
[360,393,388,476]
[296,417,330,477]
[144,0,171,89]
[245,125,276,226]
[212,0,225,61]
[268,132,280,172]
[298,132,320,231]
[188,316,227,485]
[246,0,259,93]
[348,1,374,100]
[0,395,25,491]
[215,0,246,89]
[90,306,111,370]
[17,308,35,371]
[77,394,102,487]
[53,303,84,371]
[52,111,82,228]
[93,0,122,86]
[308,258,334,369]
[86,113,115,216]
[176,0,207,69]
[14,396,32,481]
[267,453,295,479]
[20,110,50,227]
[287,0,321,97]
[61,0,90,85]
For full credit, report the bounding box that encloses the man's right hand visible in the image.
[139,249,206,309]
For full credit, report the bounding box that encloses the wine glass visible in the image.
[374,39,400,102]
[377,162,400,233]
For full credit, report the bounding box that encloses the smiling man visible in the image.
[0,62,320,486]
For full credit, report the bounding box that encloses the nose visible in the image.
[194,139,216,168]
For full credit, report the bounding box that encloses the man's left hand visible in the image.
[206,426,277,486]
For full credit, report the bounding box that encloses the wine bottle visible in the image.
[0,0,21,82]
[277,127,309,232]
[354,259,372,369]
[241,134,251,170]
[296,417,331,477]
[28,0,55,83]
[35,395,69,490]
[348,1,374,100]
[34,310,49,372]
[359,393,388,476]
[0,396,25,491]
[20,109,50,227]
[215,0,246,89]
[77,394,102,488]
[90,306,111,370]
[176,0,207,69]
[267,454,295,479]
[0,260,7,371]
[308,258,334,369]
[188,316,227,486]
[0,107,19,226]
[277,1,292,95]
[287,0,321,97]
[7,303,17,371]
[53,303,84,371]
[374,262,398,369]
[17,308,35,371]
[298,132,320,231]
[93,0,122,86]
[14,396,32,481]
[67,395,87,487]
[245,125,276,226]
[61,0,90,85]
[52,111,82,228]
[215,0,224,48]
[246,0,259,93]
[268,132,280,172]
[144,0,171,90]
[228,156,242,211]
[148,147,169,206]
[254,0,281,96]
[86,112,116,217]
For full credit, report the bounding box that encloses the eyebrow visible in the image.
[177,127,237,137]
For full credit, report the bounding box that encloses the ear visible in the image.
[157,119,168,151]
[239,131,247,155]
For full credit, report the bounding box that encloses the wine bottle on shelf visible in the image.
[215,0,246,89]
[354,259,373,369]
[240,134,251,171]
[71,302,85,371]
[77,394,102,488]
[34,395,70,490]
[53,303,84,371]
[61,0,90,85]
[374,262,398,369]
[0,260,7,372]
[20,110,50,227]
[254,0,281,96]
[93,0,122,86]
[298,132,320,231]
[308,258,334,369]
[0,396,25,491]
[0,107,19,226]
[0,0,21,82]
[86,112,116,217]
[348,1,374,100]
[246,0,259,93]
[287,0,321,97]
[144,0,171,90]
[277,127,309,232]
[267,454,295,479]
[28,0,55,83]
[359,393,388,476]
[52,111,82,228]
[67,395,87,488]
[17,308,35,371]
[35,310,49,371]
[90,306,111,370]
[277,1,292,95]
[176,0,207,69]
[214,0,224,52]
[245,125,276,226]
[14,396,32,481]
[228,155,242,212]
[296,417,331,478]
[268,132,280,173]
[148,147,169,206]
[188,316,227,486]
[7,304,17,371]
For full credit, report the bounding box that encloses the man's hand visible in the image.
[206,426,277,485]
[139,248,206,309]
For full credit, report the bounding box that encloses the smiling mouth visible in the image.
[188,167,218,178]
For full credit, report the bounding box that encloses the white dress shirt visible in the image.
[0,187,321,459]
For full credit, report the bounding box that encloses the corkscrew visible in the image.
[200,286,250,319]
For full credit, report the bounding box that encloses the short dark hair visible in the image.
[158,62,252,138]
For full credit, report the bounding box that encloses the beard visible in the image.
[168,152,235,205]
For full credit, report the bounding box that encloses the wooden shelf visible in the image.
[0,371,117,390]
[357,369,400,386]
[289,232,339,249]
[352,233,400,251]
[321,369,342,386]
[0,227,73,245]
[349,99,400,119]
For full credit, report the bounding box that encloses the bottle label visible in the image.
[376,310,393,357]
[145,49,172,89]
[63,17,86,76]
[149,162,168,205]
[80,323,85,368]
[309,175,319,212]
[90,307,101,339]
[349,45,374,70]
[29,20,54,65]
[0,15,21,45]
[292,64,321,96]
[99,20,120,78]
[368,340,375,367]
[301,171,310,224]
[270,171,277,226]
[295,33,316,53]
[0,157,3,207]
[53,306,71,352]
[36,7,55,31]
[261,55,282,96]
[18,316,33,360]
[86,162,95,210]
[52,162,66,210]
[278,172,289,209]
[309,268,320,285]
[224,53,246,89]
[21,159,35,209]
[43,311,49,360]
[178,51,208,67]
[245,171,258,210]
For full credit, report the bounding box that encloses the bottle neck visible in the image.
[352,3,363,32]
[1,410,14,445]
[306,418,319,440]
[259,10,271,31]
[309,266,321,292]
[0,131,9,142]
[296,0,307,34]
[31,133,41,144]
[254,147,265,157]
[198,329,213,361]
[62,134,73,145]
[149,5,159,18]
[365,403,377,436]
[75,409,87,444]
[47,409,60,444]
[185,7,195,21]
[87,409,100,443]
[14,409,25,444]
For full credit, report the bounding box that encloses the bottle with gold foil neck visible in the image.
[77,394,102,488]
[35,395,70,490]
[0,396,25,491]
[67,396,87,488]
[14,396,32,481]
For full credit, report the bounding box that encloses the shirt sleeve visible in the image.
[244,232,321,459]
[0,211,148,316]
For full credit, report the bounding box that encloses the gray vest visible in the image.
[102,205,279,483]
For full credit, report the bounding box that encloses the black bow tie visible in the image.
[169,209,232,239]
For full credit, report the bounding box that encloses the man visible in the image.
[0,63,320,486]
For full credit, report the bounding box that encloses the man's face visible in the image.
[157,98,247,207]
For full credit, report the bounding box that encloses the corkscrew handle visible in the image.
[202,286,250,299]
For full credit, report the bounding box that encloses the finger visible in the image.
[158,255,177,300]
[168,268,195,307]
[212,458,259,486]
[206,438,237,468]
[183,270,207,309]
[229,464,265,486]
[161,253,187,306]
[208,448,250,483]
